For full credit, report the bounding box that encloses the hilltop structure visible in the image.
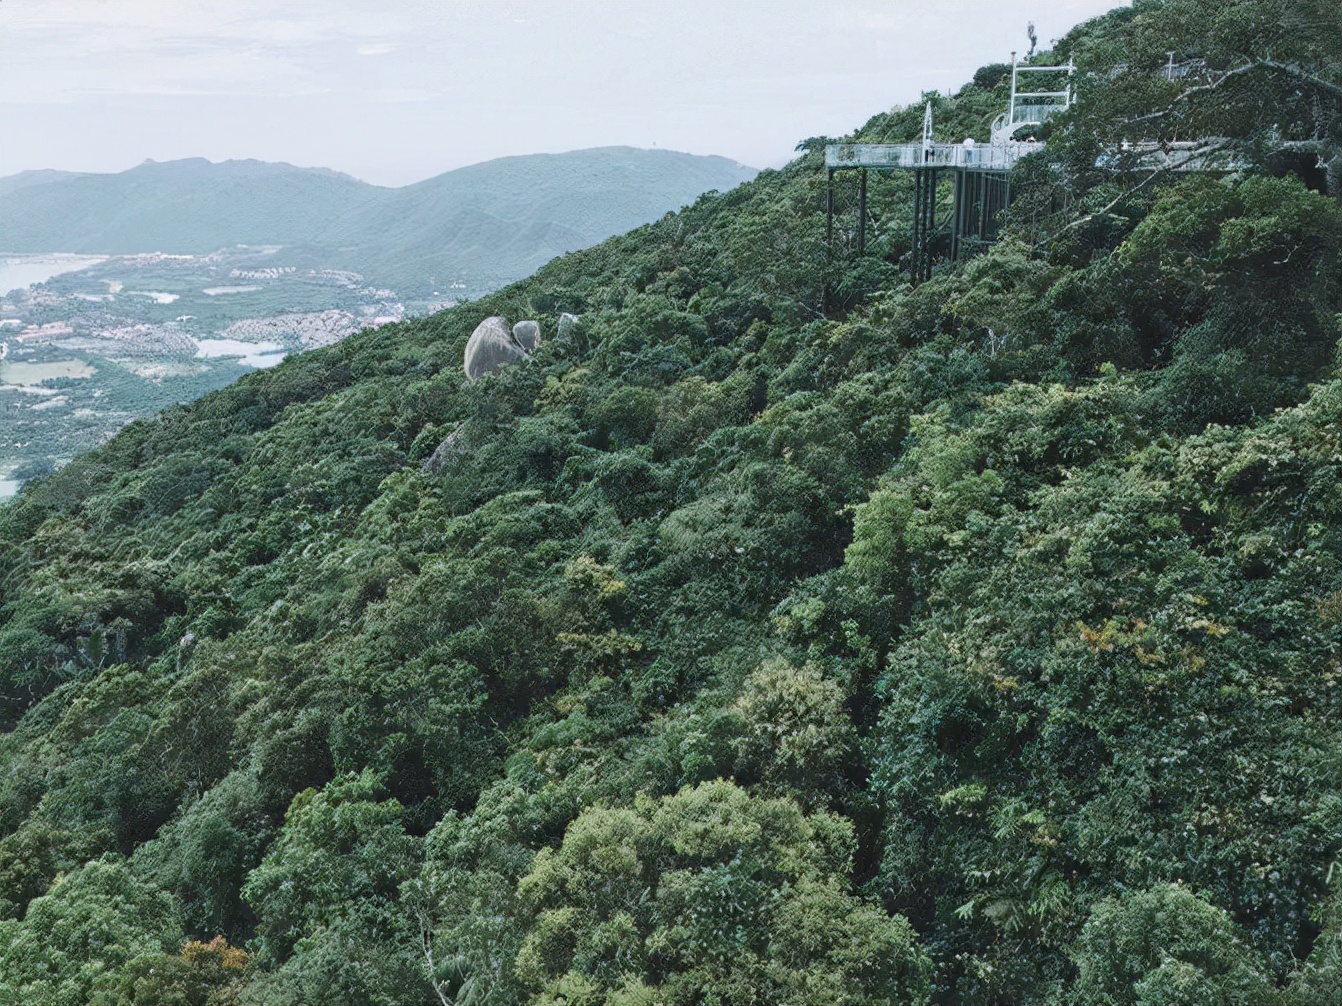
[826,55,1075,282]
[829,53,1247,283]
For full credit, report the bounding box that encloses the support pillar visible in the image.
[825,169,834,247]
[911,169,922,283]
[857,169,868,256]
[951,170,965,262]
[911,167,939,284]
[823,169,834,315]
[979,172,990,243]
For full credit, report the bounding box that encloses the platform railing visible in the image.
[1096,139,1246,173]
[824,141,1045,171]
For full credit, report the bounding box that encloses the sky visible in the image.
[0,0,1127,187]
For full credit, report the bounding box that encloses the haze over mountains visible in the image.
[0,148,757,293]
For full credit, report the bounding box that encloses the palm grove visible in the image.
[1,2,1341,1004]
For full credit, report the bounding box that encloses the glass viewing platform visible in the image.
[824,140,1045,172]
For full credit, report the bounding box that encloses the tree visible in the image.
[109,937,249,1006]
[1070,884,1270,1006]
[0,854,180,1006]
[514,780,931,1005]
[238,771,427,1003]
[731,659,856,806]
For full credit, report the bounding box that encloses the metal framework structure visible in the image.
[825,55,1075,283]
[822,53,1245,288]
[1099,138,1247,173]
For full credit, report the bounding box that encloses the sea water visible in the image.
[0,253,107,296]
[195,338,286,368]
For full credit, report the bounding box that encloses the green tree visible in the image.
[515,780,930,1005]
[110,937,249,1006]
[731,659,856,806]
[241,770,418,961]
[239,771,426,1003]
[0,854,180,1006]
[1070,884,1270,1006]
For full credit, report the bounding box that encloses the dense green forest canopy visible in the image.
[1,1,1341,1003]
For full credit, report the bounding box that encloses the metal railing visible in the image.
[1096,139,1246,173]
[1011,103,1068,125]
[825,141,1044,171]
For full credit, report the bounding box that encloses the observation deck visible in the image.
[823,57,1075,284]
[822,51,1240,290]
[824,140,1044,172]
[825,57,1072,175]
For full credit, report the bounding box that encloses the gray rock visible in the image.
[464,315,528,380]
[512,320,541,353]
[556,312,581,343]
[421,423,464,474]
[421,423,470,473]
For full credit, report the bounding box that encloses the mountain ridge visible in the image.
[0,148,757,291]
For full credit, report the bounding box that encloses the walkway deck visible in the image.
[1099,139,1246,173]
[825,141,1045,172]
[827,138,1242,174]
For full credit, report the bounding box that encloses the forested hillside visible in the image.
[2,2,1340,1004]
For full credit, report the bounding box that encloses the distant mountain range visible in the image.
[0,149,756,293]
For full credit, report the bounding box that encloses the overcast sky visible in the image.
[1,0,1126,187]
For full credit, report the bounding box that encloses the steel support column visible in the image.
[825,169,834,247]
[857,169,868,256]
[911,167,940,284]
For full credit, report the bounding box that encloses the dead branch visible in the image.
[1121,60,1342,128]
[1036,140,1235,248]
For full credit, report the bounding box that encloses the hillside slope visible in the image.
[0,169,91,197]
[0,158,375,252]
[0,149,757,292]
[1,2,1341,1005]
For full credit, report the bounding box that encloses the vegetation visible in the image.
[1,1,1340,1003]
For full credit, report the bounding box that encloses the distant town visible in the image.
[0,247,477,496]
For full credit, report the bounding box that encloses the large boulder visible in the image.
[556,313,581,344]
[464,316,528,380]
[421,422,469,473]
[512,320,542,353]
